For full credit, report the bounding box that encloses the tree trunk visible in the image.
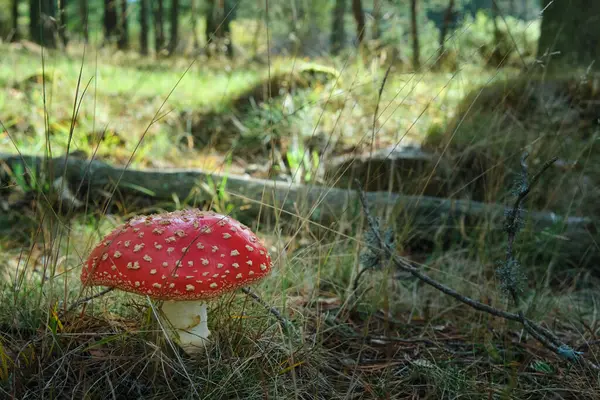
[330,0,346,55]
[438,0,455,61]
[139,0,149,55]
[117,0,128,49]
[205,0,215,45]
[537,0,600,71]
[29,0,57,48]
[154,0,165,53]
[223,0,235,57]
[410,0,420,70]
[80,0,88,43]
[11,0,19,41]
[190,0,199,51]
[205,0,235,57]
[1,152,597,272]
[104,0,118,44]
[59,0,68,47]
[168,0,179,55]
[351,0,365,45]
[372,0,380,41]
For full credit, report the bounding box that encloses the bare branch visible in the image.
[353,177,598,371]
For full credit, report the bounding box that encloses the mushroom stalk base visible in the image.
[161,301,210,353]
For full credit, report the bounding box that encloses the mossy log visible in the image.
[1,152,597,271]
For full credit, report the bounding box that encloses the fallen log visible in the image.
[1,152,598,271]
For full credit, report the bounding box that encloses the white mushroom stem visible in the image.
[161,300,210,352]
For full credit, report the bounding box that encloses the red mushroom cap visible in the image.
[81,209,272,300]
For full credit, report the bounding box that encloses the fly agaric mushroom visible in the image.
[80,209,272,352]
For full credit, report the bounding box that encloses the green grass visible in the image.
[1,32,599,399]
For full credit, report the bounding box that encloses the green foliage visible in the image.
[454,11,541,66]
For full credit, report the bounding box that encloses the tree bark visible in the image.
[537,0,600,70]
[139,0,149,55]
[11,0,19,42]
[1,153,597,271]
[104,0,118,44]
[59,0,68,47]
[410,0,420,70]
[80,0,88,42]
[154,0,165,53]
[330,0,346,55]
[351,0,365,45]
[117,0,128,49]
[168,0,179,55]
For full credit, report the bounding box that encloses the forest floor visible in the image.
[0,42,599,399]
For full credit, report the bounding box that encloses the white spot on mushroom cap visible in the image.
[127,261,141,270]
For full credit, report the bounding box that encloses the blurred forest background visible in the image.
[3,0,543,59]
[1,0,600,399]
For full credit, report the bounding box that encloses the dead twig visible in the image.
[64,287,116,314]
[353,159,599,371]
[241,286,291,331]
